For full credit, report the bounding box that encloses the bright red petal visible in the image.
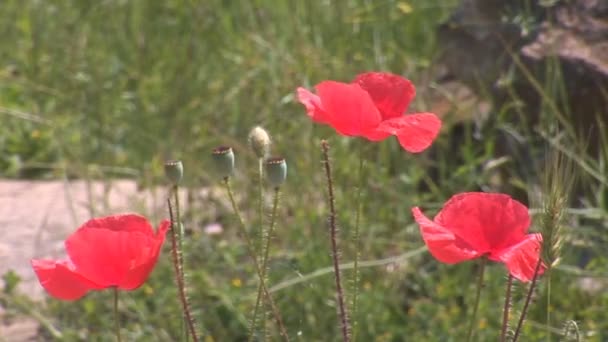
[31,259,103,300]
[412,207,481,263]
[118,220,170,290]
[316,81,381,137]
[434,192,531,253]
[353,72,415,120]
[492,233,545,282]
[296,87,332,125]
[375,113,441,152]
[66,216,162,287]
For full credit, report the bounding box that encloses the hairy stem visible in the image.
[113,287,122,342]
[500,274,514,342]
[249,187,281,341]
[223,178,290,342]
[168,197,199,342]
[465,257,487,342]
[513,257,543,342]
[546,269,552,342]
[173,185,188,341]
[321,140,351,342]
[351,144,364,342]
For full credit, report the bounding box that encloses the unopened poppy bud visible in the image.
[212,146,235,178]
[265,157,287,187]
[248,126,271,158]
[164,160,183,185]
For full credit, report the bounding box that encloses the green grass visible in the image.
[1,1,607,341]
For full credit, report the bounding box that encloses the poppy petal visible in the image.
[492,233,545,282]
[375,113,441,153]
[66,224,159,287]
[434,192,531,253]
[412,207,481,263]
[353,72,415,120]
[31,259,102,300]
[296,87,332,125]
[316,81,381,137]
[118,220,170,290]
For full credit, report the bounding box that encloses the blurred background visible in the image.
[1,0,607,340]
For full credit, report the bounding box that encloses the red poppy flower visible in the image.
[297,72,441,153]
[411,192,544,282]
[31,214,170,300]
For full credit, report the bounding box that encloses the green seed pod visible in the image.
[212,146,235,178]
[248,126,271,159]
[265,157,287,187]
[164,160,183,185]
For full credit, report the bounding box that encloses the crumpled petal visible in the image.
[375,113,442,153]
[434,193,531,253]
[412,207,481,263]
[31,259,103,300]
[353,72,415,120]
[118,220,170,290]
[492,233,545,282]
[315,81,381,137]
[296,87,332,125]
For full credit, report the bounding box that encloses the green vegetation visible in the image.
[1,1,606,341]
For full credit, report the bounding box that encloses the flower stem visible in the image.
[351,143,365,342]
[172,185,188,340]
[513,257,543,342]
[249,187,281,341]
[321,140,351,342]
[546,269,552,342]
[465,257,487,342]
[223,178,290,342]
[500,274,514,342]
[257,157,269,340]
[113,287,122,342]
[168,197,199,342]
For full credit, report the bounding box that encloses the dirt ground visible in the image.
[0,179,174,341]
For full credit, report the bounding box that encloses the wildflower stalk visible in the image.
[113,287,122,342]
[249,186,281,341]
[351,143,365,342]
[167,197,199,342]
[223,177,290,342]
[321,140,351,342]
[257,157,269,339]
[465,257,487,342]
[539,149,574,341]
[512,257,543,342]
[500,274,514,342]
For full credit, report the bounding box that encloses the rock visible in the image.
[438,0,608,154]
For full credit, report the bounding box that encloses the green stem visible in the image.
[258,157,268,340]
[113,287,122,342]
[321,140,351,342]
[500,274,513,342]
[173,185,188,341]
[249,187,281,341]
[351,144,364,342]
[465,257,487,342]
[223,178,290,342]
[546,269,552,342]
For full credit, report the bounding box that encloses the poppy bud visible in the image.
[265,157,287,187]
[164,160,183,185]
[212,146,235,178]
[248,126,271,158]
